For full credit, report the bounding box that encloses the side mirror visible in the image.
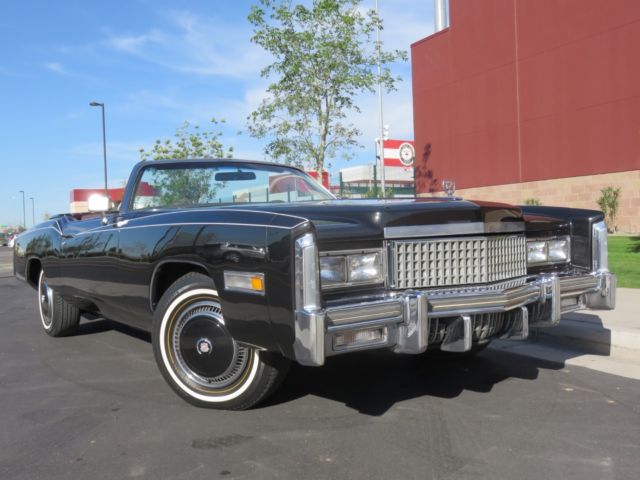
[88,194,110,212]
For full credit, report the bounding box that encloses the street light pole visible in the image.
[89,101,108,196]
[29,197,35,226]
[375,0,386,198]
[18,190,25,229]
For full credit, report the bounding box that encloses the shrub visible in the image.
[597,186,622,233]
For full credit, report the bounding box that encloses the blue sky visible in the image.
[0,0,434,227]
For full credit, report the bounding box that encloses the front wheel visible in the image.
[152,272,289,410]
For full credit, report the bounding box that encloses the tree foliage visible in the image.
[138,119,233,207]
[139,118,233,161]
[597,186,622,233]
[247,0,406,174]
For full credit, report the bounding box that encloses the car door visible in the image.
[57,214,121,309]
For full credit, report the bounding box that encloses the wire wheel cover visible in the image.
[170,300,250,390]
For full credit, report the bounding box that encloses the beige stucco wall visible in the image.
[69,201,88,214]
[420,170,639,233]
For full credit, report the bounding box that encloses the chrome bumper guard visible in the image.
[294,271,616,366]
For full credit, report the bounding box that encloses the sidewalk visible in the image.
[535,288,640,357]
[492,288,640,380]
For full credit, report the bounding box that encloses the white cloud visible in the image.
[106,30,165,54]
[43,61,66,74]
[104,10,266,78]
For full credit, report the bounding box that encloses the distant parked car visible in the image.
[0,233,7,246]
[7,235,16,248]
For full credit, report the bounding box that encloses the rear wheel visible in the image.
[38,270,81,337]
[152,272,289,410]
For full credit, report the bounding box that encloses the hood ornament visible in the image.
[442,179,456,197]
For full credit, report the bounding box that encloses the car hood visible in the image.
[238,198,526,250]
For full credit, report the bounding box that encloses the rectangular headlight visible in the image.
[527,241,547,265]
[320,250,384,288]
[527,236,570,266]
[348,253,383,283]
[547,238,570,262]
[320,256,346,286]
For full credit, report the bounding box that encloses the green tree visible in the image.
[139,118,233,161]
[597,186,622,233]
[138,119,233,207]
[247,0,406,176]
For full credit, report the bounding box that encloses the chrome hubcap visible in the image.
[170,300,249,390]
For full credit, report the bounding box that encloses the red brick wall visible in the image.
[420,170,639,233]
[411,0,640,194]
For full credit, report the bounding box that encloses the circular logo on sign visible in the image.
[398,143,415,166]
[196,337,213,355]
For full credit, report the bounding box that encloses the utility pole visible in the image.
[18,190,25,229]
[90,101,109,196]
[29,197,35,226]
[375,0,386,198]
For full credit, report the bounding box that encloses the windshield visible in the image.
[131,162,334,210]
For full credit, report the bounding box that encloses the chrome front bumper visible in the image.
[294,271,616,366]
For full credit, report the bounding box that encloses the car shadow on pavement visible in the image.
[264,348,561,416]
[531,312,612,356]
[72,314,610,416]
[76,315,151,343]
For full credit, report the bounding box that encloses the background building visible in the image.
[70,183,155,213]
[338,139,416,197]
[412,0,639,232]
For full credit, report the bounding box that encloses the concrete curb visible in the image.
[527,287,640,359]
[532,319,640,359]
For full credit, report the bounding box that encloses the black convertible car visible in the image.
[13,159,616,409]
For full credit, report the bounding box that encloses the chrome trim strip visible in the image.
[558,274,599,297]
[326,299,403,325]
[427,283,541,317]
[384,221,524,239]
[592,220,609,273]
[74,222,295,236]
[126,207,309,223]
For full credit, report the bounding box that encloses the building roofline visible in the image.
[410,27,450,48]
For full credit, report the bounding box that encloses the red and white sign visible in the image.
[306,170,330,188]
[381,139,415,168]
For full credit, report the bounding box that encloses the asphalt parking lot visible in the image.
[1,246,639,480]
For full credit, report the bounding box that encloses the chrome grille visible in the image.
[392,235,527,289]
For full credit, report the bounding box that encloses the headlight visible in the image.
[547,239,570,262]
[320,250,384,288]
[349,253,383,282]
[319,256,346,286]
[527,236,570,266]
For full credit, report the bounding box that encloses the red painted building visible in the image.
[412,0,640,232]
